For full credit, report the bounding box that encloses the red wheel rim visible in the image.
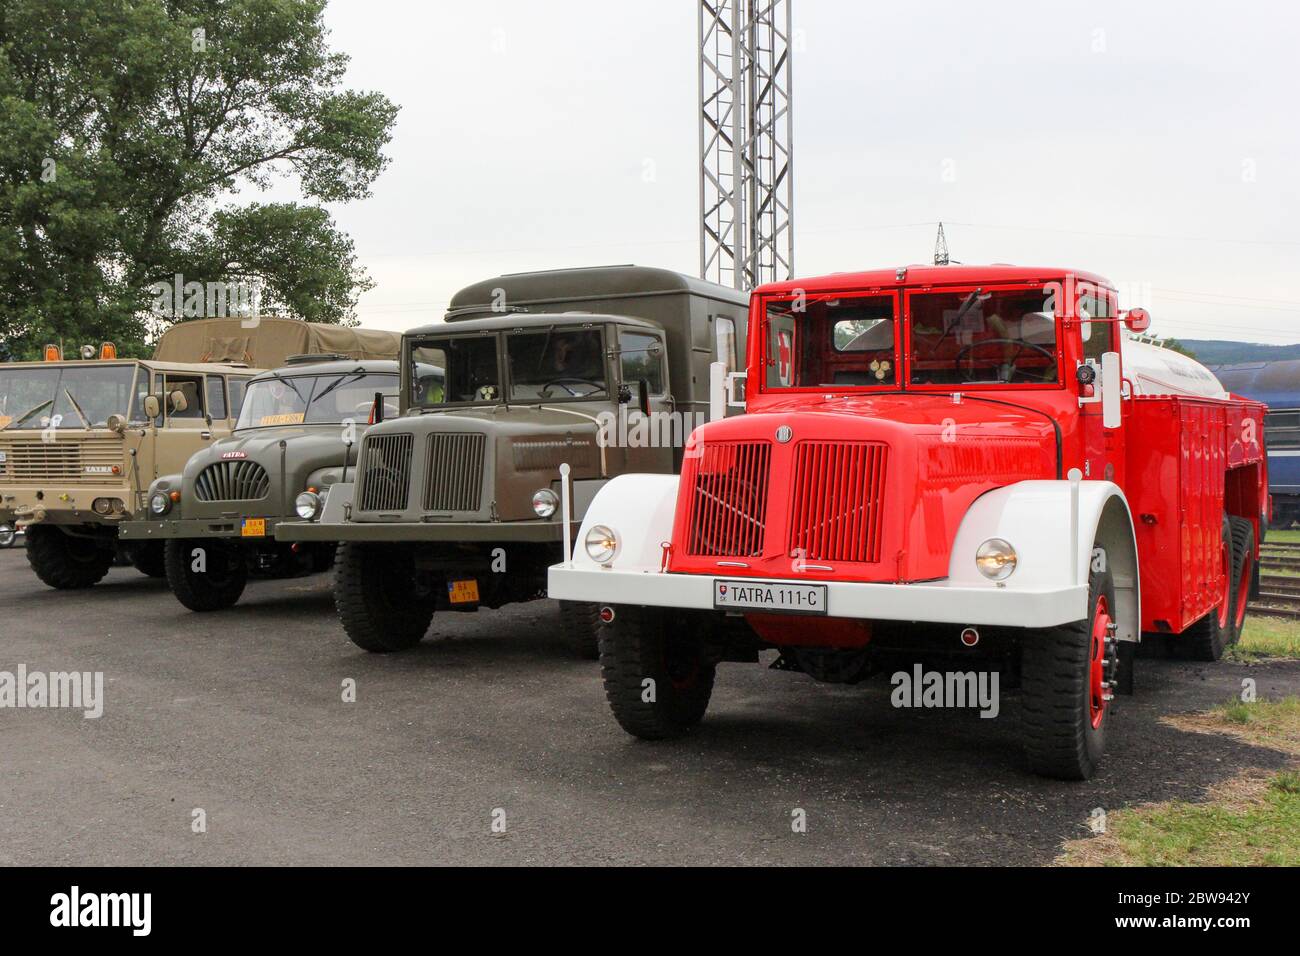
[1089,594,1112,729]
[1215,539,1231,629]
[1233,548,1253,630]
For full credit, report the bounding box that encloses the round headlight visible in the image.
[975,538,1017,581]
[531,488,559,518]
[584,525,619,564]
[149,492,171,516]
[295,491,322,520]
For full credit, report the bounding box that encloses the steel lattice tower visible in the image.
[699,0,794,290]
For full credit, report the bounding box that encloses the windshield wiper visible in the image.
[267,371,307,404]
[309,370,366,406]
[929,288,985,354]
[3,398,54,429]
[62,388,92,429]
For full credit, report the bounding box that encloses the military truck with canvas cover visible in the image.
[0,319,400,590]
[280,266,748,656]
[118,353,408,611]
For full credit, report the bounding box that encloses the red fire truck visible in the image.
[548,265,1268,779]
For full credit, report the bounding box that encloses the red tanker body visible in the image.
[549,265,1266,779]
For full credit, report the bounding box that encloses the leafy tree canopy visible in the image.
[0,0,398,359]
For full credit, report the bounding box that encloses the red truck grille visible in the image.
[685,441,771,557]
[788,441,888,564]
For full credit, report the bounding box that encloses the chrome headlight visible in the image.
[975,538,1017,580]
[531,488,559,518]
[149,492,171,516]
[584,525,619,564]
[295,491,322,520]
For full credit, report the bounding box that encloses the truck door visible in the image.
[1077,291,1124,484]
[616,328,675,474]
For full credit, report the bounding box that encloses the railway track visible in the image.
[1249,540,1300,617]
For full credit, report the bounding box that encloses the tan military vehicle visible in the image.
[0,319,401,589]
[280,265,748,657]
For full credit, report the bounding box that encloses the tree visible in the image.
[0,0,398,359]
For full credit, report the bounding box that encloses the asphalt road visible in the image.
[1,546,1296,866]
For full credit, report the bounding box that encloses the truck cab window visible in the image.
[765,295,896,388]
[715,317,737,373]
[909,288,1058,385]
[410,335,500,405]
[162,376,205,420]
[508,328,608,400]
[1079,290,1116,365]
[228,377,251,417]
[206,377,228,419]
[618,330,665,395]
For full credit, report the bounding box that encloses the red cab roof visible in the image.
[755,264,1115,296]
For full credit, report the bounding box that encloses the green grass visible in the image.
[1266,528,1300,544]
[1228,616,1300,661]
[1059,697,1300,866]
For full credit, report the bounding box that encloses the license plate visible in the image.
[713,579,827,615]
[241,518,266,537]
[448,579,480,604]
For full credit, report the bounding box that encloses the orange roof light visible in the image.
[100,342,117,360]
[43,344,61,362]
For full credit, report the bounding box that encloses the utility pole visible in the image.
[934,222,950,265]
[699,0,794,291]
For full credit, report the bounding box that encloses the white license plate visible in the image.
[713,579,827,615]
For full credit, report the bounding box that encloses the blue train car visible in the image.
[1214,360,1300,528]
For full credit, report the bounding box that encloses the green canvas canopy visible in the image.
[152,318,402,366]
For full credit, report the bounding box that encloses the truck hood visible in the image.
[178,424,356,520]
[669,392,1058,582]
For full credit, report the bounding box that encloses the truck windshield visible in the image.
[506,328,607,400]
[764,295,898,388]
[908,288,1058,385]
[409,334,500,406]
[235,371,400,428]
[0,364,138,429]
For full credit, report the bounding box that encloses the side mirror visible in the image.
[1122,307,1151,333]
[168,389,188,413]
[143,395,161,419]
[1101,351,1122,429]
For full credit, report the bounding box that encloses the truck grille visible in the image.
[789,441,888,564]
[0,436,123,484]
[685,441,770,557]
[194,460,271,501]
[356,433,414,512]
[424,433,486,511]
[512,437,596,472]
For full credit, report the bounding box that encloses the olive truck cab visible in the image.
[117,348,408,611]
[280,265,749,657]
[548,264,1268,779]
[0,318,373,590]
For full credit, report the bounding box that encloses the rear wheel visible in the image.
[1021,552,1117,780]
[1226,516,1255,647]
[1181,517,1234,662]
[334,543,434,652]
[25,526,113,589]
[164,539,248,611]
[558,600,601,659]
[598,605,716,739]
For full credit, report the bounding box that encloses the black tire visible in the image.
[1021,554,1117,780]
[334,542,434,652]
[24,525,113,589]
[1226,516,1255,647]
[558,600,601,659]
[131,542,166,578]
[164,539,248,612]
[598,605,716,739]
[1180,517,1233,662]
[309,543,338,574]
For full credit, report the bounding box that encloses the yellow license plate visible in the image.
[447,579,479,604]
[241,518,266,537]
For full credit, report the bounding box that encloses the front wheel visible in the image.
[598,605,716,739]
[1021,554,1117,780]
[164,539,248,611]
[131,542,166,578]
[24,525,113,589]
[1181,517,1234,662]
[558,600,601,659]
[334,543,435,652]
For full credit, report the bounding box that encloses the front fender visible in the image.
[950,480,1140,640]
[568,474,679,570]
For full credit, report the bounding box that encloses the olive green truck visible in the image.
[0,319,396,590]
[279,265,749,657]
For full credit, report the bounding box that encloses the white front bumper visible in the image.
[547,564,1088,629]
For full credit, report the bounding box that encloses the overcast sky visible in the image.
[297,0,1299,343]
